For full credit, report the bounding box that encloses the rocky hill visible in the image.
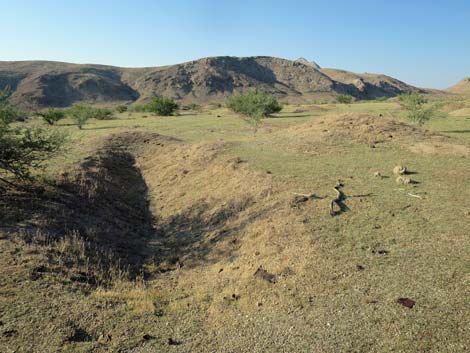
[0,56,426,108]
[446,77,470,95]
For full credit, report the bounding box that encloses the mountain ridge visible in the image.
[0,56,428,108]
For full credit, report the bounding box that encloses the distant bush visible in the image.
[227,91,282,117]
[209,102,222,109]
[91,108,114,120]
[375,96,389,102]
[116,105,128,113]
[398,93,444,125]
[337,94,353,104]
[68,105,93,129]
[37,108,65,125]
[188,103,202,111]
[145,97,179,116]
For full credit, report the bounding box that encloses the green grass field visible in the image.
[1,100,469,352]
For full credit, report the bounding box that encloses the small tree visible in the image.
[227,91,282,132]
[146,97,179,116]
[116,105,128,113]
[68,105,93,129]
[0,90,64,183]
[337,94,353,104]
[38,108,65,125]
[91,107,114,120]
[398,93,443,125]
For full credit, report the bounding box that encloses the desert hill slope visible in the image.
[446,77,470,95]
[0,56,426,108]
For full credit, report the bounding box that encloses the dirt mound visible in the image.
[287,113,443,146]
[0,132,177,278]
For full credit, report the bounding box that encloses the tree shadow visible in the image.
[442,130,470,134]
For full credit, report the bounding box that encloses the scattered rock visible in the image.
[67,328,92,342]
[98,333,112,343]
[396,176,412,185]
[371,249,389,255]
[356,264,365,271]
[2,329,18,337]
[142,334,155,341]
[393,165,407,175]
[168,337,181,345]
[254,267,277,283]
[231,293,240,300]
[397,297,416,309]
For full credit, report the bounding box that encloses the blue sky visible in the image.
[0,0,468,88]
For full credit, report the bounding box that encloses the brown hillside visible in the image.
[0,57,424,108]
[446,77,470,95]
[321,68,425,98]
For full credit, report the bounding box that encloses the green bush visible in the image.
[188,103,202,111]
[228,91,282,117]
[398,93,444,125]
[91,108,114,120]
[0,90,65,182]
[227,91,282,132]
[145,97,179,116]
[38,108,65,125]
[116,105,128,113]
[68,105,93,129]
[375,96,389,102]
[337,94,353,104]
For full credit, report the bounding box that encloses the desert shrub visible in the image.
[337,94,353,104]
[145,97,179,116]
[188,103,202,111]
[398,93,444,125]
[116,105,128,113]
[37,108,65,125]
[228,91,282,117]
[91,108,114,120]
[209,102,222,109]
[0,90,65,182]
[68,105,93,129]
[375,96,389,102]
[227,91,282,131]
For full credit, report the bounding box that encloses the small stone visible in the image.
[397,297,416,309]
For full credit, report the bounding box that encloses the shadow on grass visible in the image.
[441,130,470,134]
[0,134,265,282]
[0,143,154,281]
[150,199,267,271]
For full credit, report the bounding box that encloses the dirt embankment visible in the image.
[0,132,176,279]
[284,113,469,155]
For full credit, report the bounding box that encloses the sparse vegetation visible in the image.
[227,91,282,131]
[336,94,353,104]
[398,93,444,125]
[145,96,179,116]
[37,108,66,125]
[91,107,114,120]
[375,96,389,102]
[68,105,93,129]
[0,90,65,182]
[116,105,128,113]
[1,96,469,352]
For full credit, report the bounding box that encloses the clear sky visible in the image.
[0,0,468,89]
